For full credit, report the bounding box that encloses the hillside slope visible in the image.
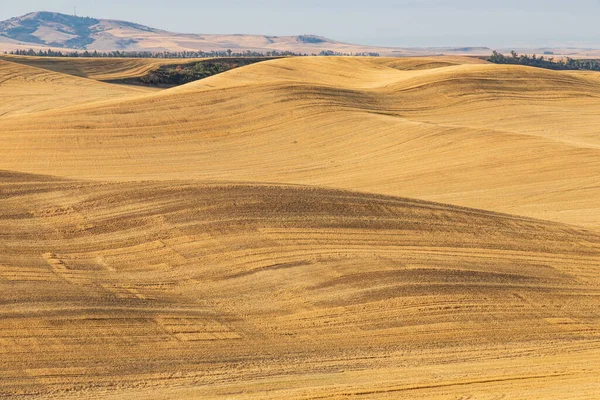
[1,172,600,398]
[0,54,207,81]
[0,59,150,115]
[1,56,599,228]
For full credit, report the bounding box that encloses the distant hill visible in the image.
[0,11,401,55]
[5,12,596,58]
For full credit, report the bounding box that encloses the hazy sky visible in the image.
[1,0,600,48]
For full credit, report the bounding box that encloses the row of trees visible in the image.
[5,48,302,58]
[318,50,380,57]
[488,51,600,71]
[5,48,380,58]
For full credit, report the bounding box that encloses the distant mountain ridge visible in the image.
[0,11,388,55]
[1,12,103,49]
[2,12,598,58]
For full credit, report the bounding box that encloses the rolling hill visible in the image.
[0,54,208,81]
[1,54,600,398]
[1,56,599,228]
[0,58,152,116]
[2,172,600,399]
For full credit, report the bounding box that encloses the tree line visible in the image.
[128,59,266,86]
[5,48,379,58]
[488,51,600,72]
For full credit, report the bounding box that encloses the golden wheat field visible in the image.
[0,55,208,81]
[1,55,600,399]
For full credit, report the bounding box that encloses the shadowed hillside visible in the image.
[1,172,600,398]
[0,54,271,84]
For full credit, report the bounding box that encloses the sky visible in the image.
[1,0,600,48]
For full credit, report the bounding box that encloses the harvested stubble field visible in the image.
[1,55,600,399]
[0,55,208,81]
